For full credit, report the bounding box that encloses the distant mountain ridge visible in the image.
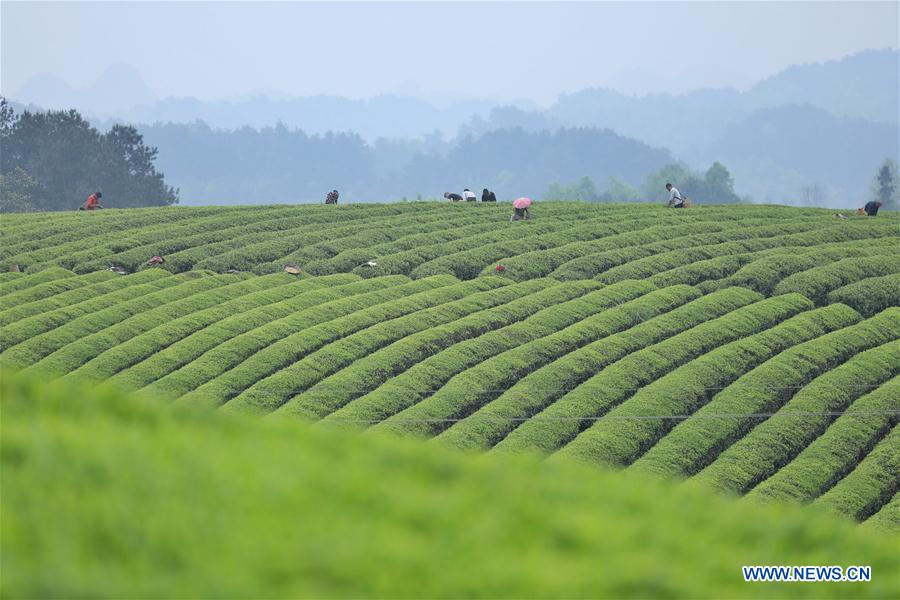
[12,62,157,115]
[9,49,897,140]
[547,49,899,156]
[5,49,898,206]
[750,49,899,125]
[709,104,899,204]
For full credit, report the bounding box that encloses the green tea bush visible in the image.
[749,375,899,505]
[691,335,900,495]
[487,293,807,456]
[378,286,778,442]
[225,279,549,414]
[827,274,900,316]
[5,371,897,598]
[594,224,897,286]
[727,247,883,295]
[63,273,305,383]
[22,274,256,377]
[0,270,177,349]
[636,316,899,484]
[0,267,75,296]
[774,256,900,305]
[863,491,899,531]
[813,425,899,521]
[0,270,116,312]
[324,281,654,426]
[1,272,224,369]
[158,276,463,401]
[553,301,859,467]
[489,287,762,455]
[544,218,823,282]
[283,280,607,420]
[430,285,718,450]
[109,274,362,391]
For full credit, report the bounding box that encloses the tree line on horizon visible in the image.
[1,99,897,212]
[0,98,178,212]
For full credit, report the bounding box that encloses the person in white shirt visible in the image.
[462,188,477,202]
[666,183,685,208]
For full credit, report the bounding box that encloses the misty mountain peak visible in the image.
[11,72,76,109]
[11,62,157,115]
[89,62,157,112]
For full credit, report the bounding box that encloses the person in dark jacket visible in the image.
[325,190,340,204]
[482,188,497,202]
[444,192,463,202]
[863,200,882,216]
[511,207,530,221]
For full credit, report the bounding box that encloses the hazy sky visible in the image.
[2,1,898,104]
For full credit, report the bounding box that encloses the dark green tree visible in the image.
[0,167,38,213]
[705,162,733,192]
[0,98,177,211]
[702,162,742,204]
[545,176,601,202]
[640,162,743,205]
[97,125,178,208]
[871,159,899,210]
[0,97,16,137]
[640,163,695,201]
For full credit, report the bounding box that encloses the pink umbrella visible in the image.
[513,197,532,209]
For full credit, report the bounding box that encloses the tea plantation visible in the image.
[3,372,897,598]
[1,202,898,533]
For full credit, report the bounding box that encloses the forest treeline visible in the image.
[2,98,675,209]
[2,98,896,211]
[0,99,177,212]
[139,120,674,204]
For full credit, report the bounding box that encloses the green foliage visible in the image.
[554,300,855,468]
[431,284,707,450]
[705,161,735,192]
[491,287,763,456]
[0,270,177,350]
[870,158,899,209]
[863,492,900,532]
[640,162,743,204]
[62,273,306,384]
[827,274,900,316]
[0,166,38,213]
[813,424,900,521]
[637,312,899,487]
[490,212,790,281]
[749,375,899,506]
[0,272,217,368]
[640,163,695,200]
[332,280,654,429]
[544,176,602,202]
[4,371,897,598]
[774,255,900,304]
[726,244,897,295]
[167,275,467,404]
[296,280,606,422]
[0,270,117,317]
[2,203,898,529]
[0,102,177,211]
[0,266,75,297]
[226,279,540,415]
[603,176,641,202]
[3,202,894,277]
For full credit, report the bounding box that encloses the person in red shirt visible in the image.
[81,192,103,210]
